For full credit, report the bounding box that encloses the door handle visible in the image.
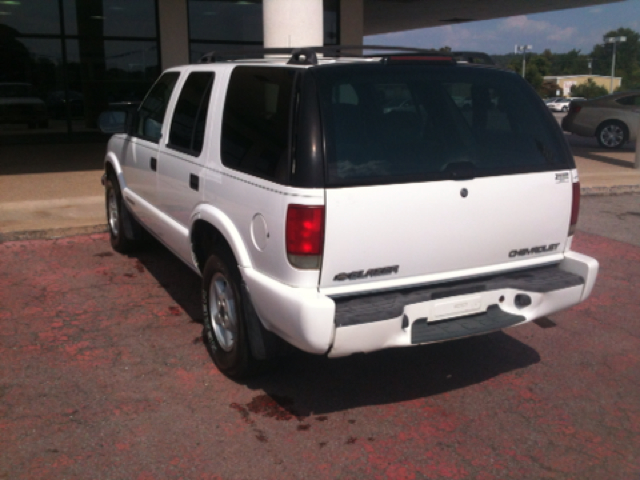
[189,174,199,191]
[150,157,157,171]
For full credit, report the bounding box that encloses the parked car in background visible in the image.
[46,90,84,119]
[548,97,584,113]
[544,97,563,105]
[0,83,48,129]
[562,91,640,149]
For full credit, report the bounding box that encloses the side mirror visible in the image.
[98,110,128,134]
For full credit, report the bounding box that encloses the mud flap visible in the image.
[241,282,291,360]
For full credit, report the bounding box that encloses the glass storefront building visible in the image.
[0,0,338,144]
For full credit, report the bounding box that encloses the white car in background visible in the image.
[548,97,584,113]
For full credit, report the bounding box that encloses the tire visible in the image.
[105,174,141,253]
[596,120,628,149]
[561,106,568,112]
[202,252,258,379]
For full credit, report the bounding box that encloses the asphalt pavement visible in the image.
[1,194,639,479]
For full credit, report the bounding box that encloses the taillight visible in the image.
[569,104,582,114]
[569,181,580,236]
[286,205,324,269]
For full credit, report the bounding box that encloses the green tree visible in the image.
[524,63,543,92]
[549,49,590,76]
[571,79,609,98]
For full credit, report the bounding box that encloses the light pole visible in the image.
[515,45,533,78]
[604,36,626,93]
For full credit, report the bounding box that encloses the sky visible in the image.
[365,0,640,55]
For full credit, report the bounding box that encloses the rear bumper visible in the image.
[561,116,594,137]
[242,251,598,357]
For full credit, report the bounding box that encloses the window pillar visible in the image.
[340,0,364,46]
[158,0,189,68]
[263,0,324,48]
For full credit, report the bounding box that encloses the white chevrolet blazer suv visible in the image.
[100,47,599,378]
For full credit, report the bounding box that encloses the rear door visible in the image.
[155,70,215,262]
[312,64,575,290]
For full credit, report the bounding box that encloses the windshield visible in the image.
[312,64,572,186]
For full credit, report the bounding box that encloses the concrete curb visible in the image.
[581,185,640,196]
[0,224,108,243]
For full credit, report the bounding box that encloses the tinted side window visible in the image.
[221,66,295,182]
[136,72,180,143]
[168,72,214,156]
[616,95,640,106]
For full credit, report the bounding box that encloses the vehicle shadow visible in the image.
[132,238,203,323]
[571,150,636,169]
[242,331,539,416]
[134,238,541,415]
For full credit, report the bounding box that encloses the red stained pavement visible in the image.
[0,232,639,479]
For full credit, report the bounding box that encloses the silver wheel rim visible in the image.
[107,188,119,237]
[600,125,624,147]
[208,272,237,352]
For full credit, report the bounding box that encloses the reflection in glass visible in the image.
[0,37,62,135]
[0,0,159,141]
[63,0,157,38]
[189,1,263,43]
[66,39,160,129]
[0,0,60,35]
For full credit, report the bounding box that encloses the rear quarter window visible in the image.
[221,66,296,183]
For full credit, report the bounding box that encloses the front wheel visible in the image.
[105,174,141,252]
[202,252,257,379]
[596,121,628,149]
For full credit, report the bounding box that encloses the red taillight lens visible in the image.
[286,205,324,256]
[569,104,582,114]
[569,181,580,235]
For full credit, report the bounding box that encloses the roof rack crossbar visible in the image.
[197,45,458,64]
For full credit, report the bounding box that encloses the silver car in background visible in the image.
[548,97,584,113]
[562,91,640,149]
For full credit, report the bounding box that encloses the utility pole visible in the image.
[604,36,626,93]
[515,45,533,78]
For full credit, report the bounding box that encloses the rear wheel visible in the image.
[596,120,628,149]
[202,252,257,379]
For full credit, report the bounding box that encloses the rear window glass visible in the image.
[313,64,571,186]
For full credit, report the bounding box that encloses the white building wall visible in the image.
[263,0,324,48]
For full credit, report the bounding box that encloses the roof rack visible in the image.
[198,45,457,65]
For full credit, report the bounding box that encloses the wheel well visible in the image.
[105,162,117,179]
[191,220,234,273]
